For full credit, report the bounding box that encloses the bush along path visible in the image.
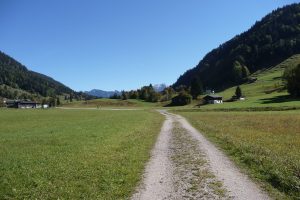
[131,110,270,200]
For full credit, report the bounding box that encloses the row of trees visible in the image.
[111,80,205,106]
[111,84,176,103]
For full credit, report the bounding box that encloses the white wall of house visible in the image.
[208,100,223,104]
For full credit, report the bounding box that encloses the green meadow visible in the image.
[176,110,300,199]
[0,109,163,199]
[61,98,167,109]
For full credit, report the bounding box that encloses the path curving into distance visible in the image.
[131,110,270,200]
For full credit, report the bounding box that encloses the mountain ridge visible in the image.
[85,89,121,98]
[0,51,74,98]
[174,3,300,90]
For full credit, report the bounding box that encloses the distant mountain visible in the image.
[85,89,121,98]
[0,51,74,98]
[174,3,300,90]
[153,84,167,92]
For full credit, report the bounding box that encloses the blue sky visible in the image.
[0,0,298,91]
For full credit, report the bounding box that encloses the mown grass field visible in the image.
[176,110,300,199]
[0,109,163,199]
[61,98,167,109]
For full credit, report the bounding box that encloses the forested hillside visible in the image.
[174,3,300,90]
[0,51,74,98]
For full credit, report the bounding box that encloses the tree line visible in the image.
[110,80,206,106]
[110,84,176,102]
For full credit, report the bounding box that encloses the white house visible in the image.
[203,95,223,104]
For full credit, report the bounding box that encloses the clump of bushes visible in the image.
[283,63,300,97]
[171,92,192,106]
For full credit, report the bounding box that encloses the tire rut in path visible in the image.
[131,110,270,200]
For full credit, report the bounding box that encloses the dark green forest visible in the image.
[0,51,74,97]
[174,3,300,90]
[0,51,95,103]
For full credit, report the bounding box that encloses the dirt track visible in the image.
[131,110,270,200]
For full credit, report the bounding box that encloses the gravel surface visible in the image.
[131,110,270,200]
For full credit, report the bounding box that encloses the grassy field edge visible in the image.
[173,110,300,200]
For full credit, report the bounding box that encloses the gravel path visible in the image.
[131,110,270,200]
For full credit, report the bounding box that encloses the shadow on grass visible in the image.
[163,103,173,107]
[260,95,300,104]
[163,102,184,107]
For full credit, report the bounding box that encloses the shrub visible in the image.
[171,92,192,106]
[235,86,242,98]
[190,77,203,99]
[232,61,250,83]
[283,63,300,97]
[0,98,4,107]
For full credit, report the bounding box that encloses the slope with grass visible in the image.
[176,110,300,199]
[0,109,163,199]
[199,54,300,110]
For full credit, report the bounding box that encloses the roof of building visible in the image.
[5,100,39,104]
[19,101,39,104]
[203,95,223,100]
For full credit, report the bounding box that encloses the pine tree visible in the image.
[235,86,242,98]
[56,97,60,106]
[121,91,128,100]
[190,78,203,99]
[232,61,243,83]
[49,97,56,107]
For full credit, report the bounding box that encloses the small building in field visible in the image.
[4,100,40,108]
[203,95,223,104]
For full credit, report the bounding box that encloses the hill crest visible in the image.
[174,3,300,90]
